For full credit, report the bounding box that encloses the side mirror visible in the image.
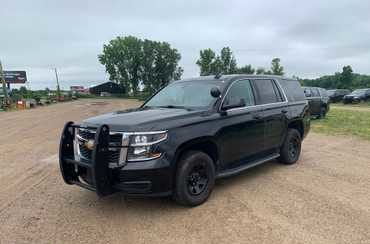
[304,91,311,97]
[222,98,246,110]
[210,87,221,98]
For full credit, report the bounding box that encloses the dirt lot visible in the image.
[1,99,370,244]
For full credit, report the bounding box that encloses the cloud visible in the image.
[1,0,369,89]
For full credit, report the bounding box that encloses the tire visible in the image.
[319,107,326,119]
[278,129,302,165]
[174,151,215,206]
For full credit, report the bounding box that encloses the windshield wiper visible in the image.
[158,105,193,110]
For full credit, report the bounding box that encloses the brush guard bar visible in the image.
[59,121,116,197]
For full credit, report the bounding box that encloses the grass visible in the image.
[331,101,370,108]
[311,107,370,140]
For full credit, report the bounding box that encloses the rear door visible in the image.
[251,79,287,152]
[310,88,322,114]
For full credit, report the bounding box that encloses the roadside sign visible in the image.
[3,71,27,83]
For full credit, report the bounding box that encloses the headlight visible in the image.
[127,132,167,161]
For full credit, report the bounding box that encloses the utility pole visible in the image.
[0,60,10,109]
[54,68,61,101]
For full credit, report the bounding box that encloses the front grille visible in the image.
[76,128,123,166]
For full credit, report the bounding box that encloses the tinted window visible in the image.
[252,79,281,104]
[279,79,305,102]
[319,88,328,97]
[311,88,320,97]
[145,81,220,108]
[223,80,255,107]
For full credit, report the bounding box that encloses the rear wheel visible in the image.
[318,106,327,118]
[278,129,302,165]
[174,151,215,206]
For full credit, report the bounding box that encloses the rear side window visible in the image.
[319,88,328,97]
[311,88,320,97]
[252,79,283,105]
[223,79,255,107]
[279,79,305,102]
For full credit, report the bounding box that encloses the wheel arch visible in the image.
[173,137,220,172]
[287,120,304,138]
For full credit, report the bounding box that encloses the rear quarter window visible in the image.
[279,79,305,102]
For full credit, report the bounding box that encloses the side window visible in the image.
[311,88,320,97]
[223,80,255,107]
[252,79,281,105]
[304,88,311,97]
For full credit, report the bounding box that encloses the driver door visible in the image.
[217,79,265,170]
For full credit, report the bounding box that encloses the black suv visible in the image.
[59,75,310,206]
[343,88,370,104]
[303,86,330,118]
[327,89,350,103]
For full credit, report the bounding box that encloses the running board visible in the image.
[217,153,280,178]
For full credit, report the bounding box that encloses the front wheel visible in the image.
[278,129,302,165]
[174,151,215,206]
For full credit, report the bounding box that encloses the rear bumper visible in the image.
[59,122,173,197]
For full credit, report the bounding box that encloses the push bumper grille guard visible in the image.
[59,121,121,197]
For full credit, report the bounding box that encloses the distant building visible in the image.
[89,82,125,95]
[70,86,89,94]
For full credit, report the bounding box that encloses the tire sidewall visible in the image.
[280,129,302,164]
[175,151,215,206]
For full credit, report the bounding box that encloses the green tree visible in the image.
[236,64,255,74]
[196,49,216,76]
[219,47,237,74]
[141,39,182,93]
[271,58,284,75]
[99,36,182,95]
[339,65,353,89]
[98,36,142,95]
[256,67,266,75]
[173,67,184,81]
[196,47,238,76]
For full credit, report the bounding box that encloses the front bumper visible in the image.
[59,122,172,197]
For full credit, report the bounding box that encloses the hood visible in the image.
[82,107,213,132]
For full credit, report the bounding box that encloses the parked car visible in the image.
[327,89,351,103]
[303,86,330,118]
[343,88,370,104]
[59,75,310,206]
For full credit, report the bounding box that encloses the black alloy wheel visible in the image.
[174,151,215,206]
[278,129,302,165]
[187,164,209,196]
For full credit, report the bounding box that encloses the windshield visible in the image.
[144,81,220,109]
[351,89,367,95]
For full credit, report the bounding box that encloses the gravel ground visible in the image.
[0,99,369,244]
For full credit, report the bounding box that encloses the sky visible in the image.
[1,0,370,90]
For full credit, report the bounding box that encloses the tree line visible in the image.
[195,47,284,76]
[300,65,370,90]
[99,35,370,95]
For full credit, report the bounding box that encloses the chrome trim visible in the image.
[76,128,168,165]
[73,128,81,161]
[129,133,168,147]
[127,153,162,162]
[76,134,88,142]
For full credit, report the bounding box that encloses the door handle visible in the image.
[253,114,261,120]
[281,109,288,114]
